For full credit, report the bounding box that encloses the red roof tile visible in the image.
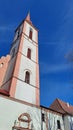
[49,98,73,115]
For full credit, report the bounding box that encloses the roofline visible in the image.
[57,98,66,113]
[56,98,73,116]
[40,105,63,115]
[15,18,39,33]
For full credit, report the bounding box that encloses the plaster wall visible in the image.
[15,80,36,104]
[21,37,38,63]
[17,54,36,86]
[64,116,70,130]
[48,112,64,130]
[64,115,73,130]
[0,96,64,130]
[0,96,41,130]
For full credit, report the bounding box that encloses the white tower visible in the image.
[1,13,40,106]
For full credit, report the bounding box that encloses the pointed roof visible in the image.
[15,12,38,33]
[49,98,73,115]
[25,12,30,21]
[25,12,32,24]
[25,12,38,31]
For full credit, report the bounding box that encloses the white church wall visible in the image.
[48,112,64,130]
[41,110,48,130]
[15,80,36,104]
[69,116,73,130]
[39,108,64,130]
[0,96,41,130]
[64,115,73,130]
[22,38,38,63]
[0,96,64,130]
[17,54,36,86]
[64,116,70,130]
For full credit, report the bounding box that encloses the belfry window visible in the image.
[29,28,33,40]
[25,71,30,84]
[27,48,31,59]
[57,120,61,129]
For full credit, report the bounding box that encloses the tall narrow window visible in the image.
[27,48,31,59]
[25,71,30,84]
[42,113,45,122]
[29,28,33,40]
[57,120,61,129]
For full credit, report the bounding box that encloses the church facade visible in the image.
[0,13,73,130]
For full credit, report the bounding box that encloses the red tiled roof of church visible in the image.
[49,98,73,115]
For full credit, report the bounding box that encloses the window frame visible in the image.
[42,113,45,122]
[57,120,61,129]
[29,28,33,40]
[25,71,30,84]
[27,48,31,59]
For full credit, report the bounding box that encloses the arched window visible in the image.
[27,48,31,59]
[29,28,33,40]
[25,71,30,84]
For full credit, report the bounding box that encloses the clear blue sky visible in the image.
[0,0,73,107]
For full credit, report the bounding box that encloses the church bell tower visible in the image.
[2,13,40,106]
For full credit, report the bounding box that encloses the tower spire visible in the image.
[25,12,32,23]
[26,12,30,21]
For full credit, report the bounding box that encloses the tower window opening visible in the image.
[42,113,45,122]
[27,48,31,59]
[57,120,61,129]
[29,28,33,40]
[25,71,30,84]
